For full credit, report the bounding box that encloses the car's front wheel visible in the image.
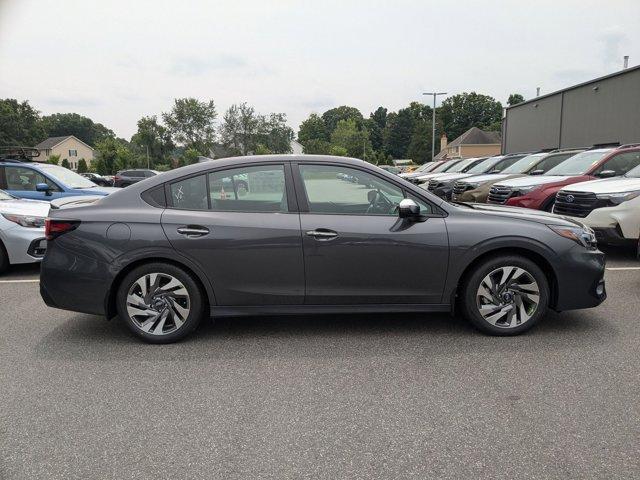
[116,263,205,343]
[460,255,549,335]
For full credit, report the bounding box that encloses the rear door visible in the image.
[293,162,449,305]
[161,162,305,306]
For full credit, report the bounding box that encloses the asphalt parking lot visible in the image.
[1,247,639,479]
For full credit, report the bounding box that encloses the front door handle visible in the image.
[177,225,210,237]
[305,229,338,240]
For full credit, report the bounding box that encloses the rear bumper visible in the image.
[554,247,606,311]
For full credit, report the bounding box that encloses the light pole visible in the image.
[423,92,447,161]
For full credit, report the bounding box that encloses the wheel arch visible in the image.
[449,244,559,311]
[105,255,215,319]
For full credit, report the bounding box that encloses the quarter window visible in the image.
[299,164,406,215]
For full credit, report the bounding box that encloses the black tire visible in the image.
[0,240,9,274]
[460,255,549,336]
[116,262,205,343]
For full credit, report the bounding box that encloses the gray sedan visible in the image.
[40,155,606,343]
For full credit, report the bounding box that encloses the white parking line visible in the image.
[606,267,640,271]
[0,279,40,284]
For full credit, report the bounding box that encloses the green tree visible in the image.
[46,154,61,165]
[329,145,348,156]
[254,144,272,155]
[77,158,88,173]
[61,158,70,169]
[93,137,138,174]
[40,113,114,146]
[406,120,433,163]
[0,99,46,147]
[302,138,332,154]
[383,108,414,159]
[257,113,293,154]
[507,93,525,106]
[298,113,328,145]
[162,98,217,154]
[321,106,363,135]
[439,92,503,141]
[129,115,174,167]
[219,103,260,156]
[330,119,373,160]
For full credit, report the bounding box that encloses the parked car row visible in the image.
[417,143,640,245]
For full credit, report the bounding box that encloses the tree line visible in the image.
[0,92,525,174]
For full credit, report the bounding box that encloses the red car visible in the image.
[488,144,640,210]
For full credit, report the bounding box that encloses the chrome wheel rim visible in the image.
[126,273,190,336]
[476,266,540,328]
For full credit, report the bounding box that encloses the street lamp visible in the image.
[422,92,447,161]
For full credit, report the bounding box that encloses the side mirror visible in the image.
[596,170,616,178]
[36,183,52,195]
[398,198,420,218]
[489,169,501,174]
[530,169,544,175]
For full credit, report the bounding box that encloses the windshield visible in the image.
[448,158,479,173]
[40,165,97,188]
[544,150,611,176]
[625,163,640,178]
[433,160,463,173]
[0,189,15,200]
[465,156,503,174]
[415,163,433,172]
[501,154,546,174]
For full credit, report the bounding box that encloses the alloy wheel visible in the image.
[475,266,540,328]
[126,273,191,336]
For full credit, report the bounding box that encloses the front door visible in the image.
[294,163,449,305]
[161,163,305,306]
[0,165,64,201]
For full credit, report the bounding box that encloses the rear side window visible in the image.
[595,152,640,176]
[170,175,208,210]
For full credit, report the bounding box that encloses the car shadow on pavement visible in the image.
[34,306,616,362]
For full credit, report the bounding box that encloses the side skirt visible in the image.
[210,303,451,317]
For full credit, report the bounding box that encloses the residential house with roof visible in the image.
[435,127,501,160]
[34,135,95,170]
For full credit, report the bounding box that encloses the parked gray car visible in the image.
[40,155,606,343]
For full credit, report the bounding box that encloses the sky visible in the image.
[0,0,639,139]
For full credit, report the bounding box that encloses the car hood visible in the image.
[73,186,119,195]
[0,198,50,217]
[459,173,522,184]
[456,202,584,228]
[494,175,569,188]
[415,172,458,181]
[561,177,640,194]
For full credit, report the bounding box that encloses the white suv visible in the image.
[554,156,640,244]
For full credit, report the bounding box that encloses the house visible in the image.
[34,135,95,170]
[435,127,501,160]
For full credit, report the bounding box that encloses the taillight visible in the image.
[45,218,80,240]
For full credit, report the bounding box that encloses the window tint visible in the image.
[545,150,610,176]
[170,174,208,210]
[596,151,640,176]
[4,166,59,192]
[209,165,287,212]
[491,156,523,172]
[299,164,406,215]
[533,153,575,173]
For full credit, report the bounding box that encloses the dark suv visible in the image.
[114,169,158,188]
[40,155,607,344]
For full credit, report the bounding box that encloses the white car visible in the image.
[553,164,640,244]
[0,189,49,273]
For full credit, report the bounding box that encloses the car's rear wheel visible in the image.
[460,255,549,335]
[0,241,9,274]
[116,263,204,343]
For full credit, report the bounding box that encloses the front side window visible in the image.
[595,151,640,176]
[299,164,406,215]
[4,166,60,191]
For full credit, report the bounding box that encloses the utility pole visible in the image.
[146,145,150,169]
[363,137,366,162]
[422,92,447,161]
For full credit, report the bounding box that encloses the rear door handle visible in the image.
[177,226,210,237]
[305,229,338,240]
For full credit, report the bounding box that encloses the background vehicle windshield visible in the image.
[448,158,480,173]
[40,165,97,188]
[501,154,546,174]
[625,164,640,178]
[431,160,462,173]
[0,189,15,200]
[465,156,503,174]
[545,150,610,176]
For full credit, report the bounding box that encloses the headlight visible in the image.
[1,213,46,228]
[595,190,640,205]
[514,185,539,196]
[548,224,597,249]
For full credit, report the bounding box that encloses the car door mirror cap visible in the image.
[530,169,544,176]
[398,198,420,219]
[36,183,52,194]
[596,170,617,178]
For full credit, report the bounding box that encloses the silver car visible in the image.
[0,189,48,273]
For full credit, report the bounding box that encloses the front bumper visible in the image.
[0,226,46,265]
[574,199,640,241]
[554,246,606,311]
